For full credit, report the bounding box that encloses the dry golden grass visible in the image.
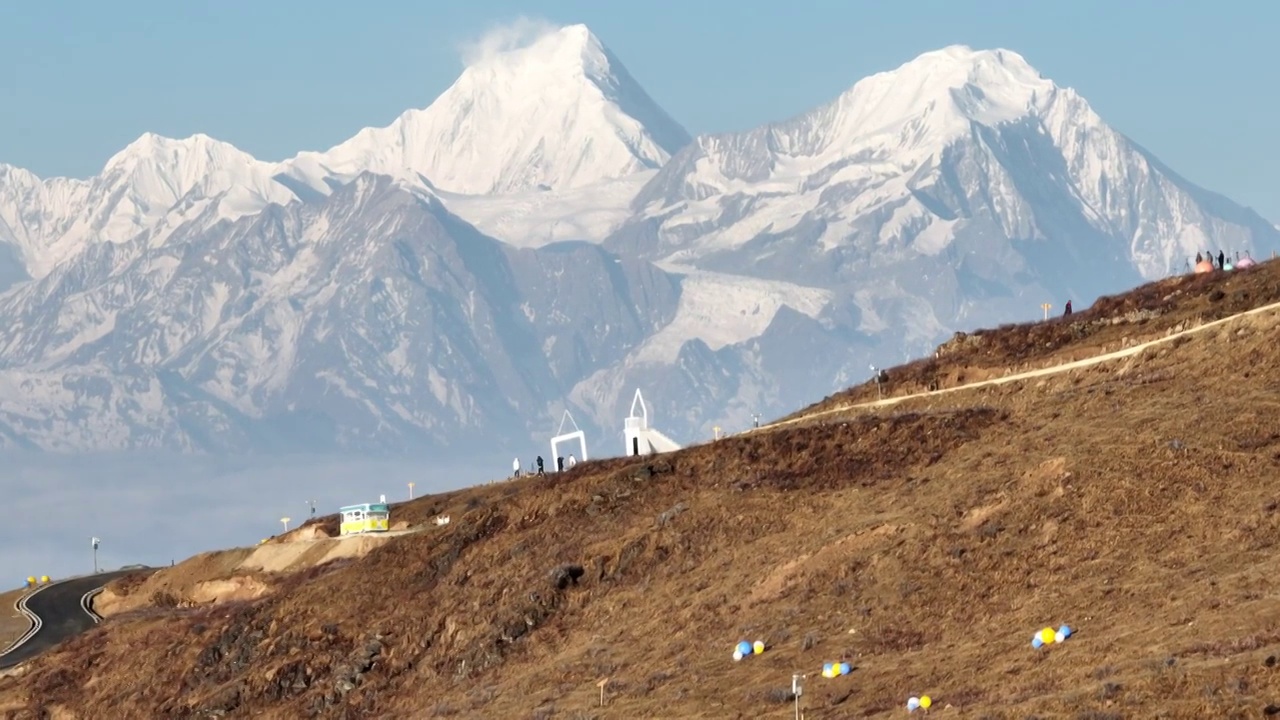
[786,258,1280,421]
[4,266,1280,718]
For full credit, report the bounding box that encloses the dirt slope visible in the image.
[3,265,1280,718]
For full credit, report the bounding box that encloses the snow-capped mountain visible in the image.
[0,133,295,280]
[0,174,679,452]
[278,24,690,197]
[609,46,1279,330]
[0,34,1276,454]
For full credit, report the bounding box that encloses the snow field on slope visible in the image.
[631,267,832,364]
[439,171,655,246]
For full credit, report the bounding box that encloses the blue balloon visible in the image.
[823,662,833,674]
[1031,635,1043,649]
[838,662,851,675]
[1058,625,1072,639]
[737,641,752,655]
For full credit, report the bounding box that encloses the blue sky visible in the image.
[2,0,1277,220]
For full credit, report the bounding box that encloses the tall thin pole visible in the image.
[91,537,100,574]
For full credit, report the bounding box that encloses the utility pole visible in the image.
[91,537,100,574]
[1041,302,1051,321]
[306,500,316,518]
[280,517,291,534]
[792,673,805,720]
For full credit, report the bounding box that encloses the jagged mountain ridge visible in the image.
[0,24,690,283]
[0,35,1276,453]
[612,46,1277,298]
[281,24,691,197]
[0,133,296,282]
[0,174,680,453]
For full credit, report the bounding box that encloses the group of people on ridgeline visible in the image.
[1061,248,1257,323]
[1194,250,1256,270]
[510,453,576,479]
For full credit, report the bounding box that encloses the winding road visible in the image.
[0,569,146,670]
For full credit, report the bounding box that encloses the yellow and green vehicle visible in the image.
[339,503,390,536]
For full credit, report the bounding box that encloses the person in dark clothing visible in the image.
[1218,251,1225,269]
[556,456,564,472]
[1064,300,1073,316]
[536,456,545,476]
[1195,252,1203,264]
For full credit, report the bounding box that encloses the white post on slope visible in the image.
[408,482,415,500]
[280,517,291,533]
[792,673,804,720]
[1041,302,1051,321]
[91,537,100,574]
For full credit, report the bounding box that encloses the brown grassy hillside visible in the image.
[786,258,1280,419]
[3,265,1280,719]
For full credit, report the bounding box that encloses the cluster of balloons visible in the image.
[23,576,50,587]
[732,640,765,661]
[821,661,852,678]
[1031,624,1073,649]
[907,695,933,712]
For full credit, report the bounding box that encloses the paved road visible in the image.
[0,569,149,670]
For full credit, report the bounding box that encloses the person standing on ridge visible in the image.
[512,457,520,479]
[1218,250,1226,269]
[568,454,577,468]
[536,456,545,476]
[1064,300,1073,316]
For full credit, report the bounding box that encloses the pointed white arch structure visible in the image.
[550,409,588,470]
[623,388,682,457]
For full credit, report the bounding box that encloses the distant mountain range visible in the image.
[0,25,1276,455]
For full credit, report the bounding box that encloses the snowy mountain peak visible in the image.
[464,23,607,79]
[0,131,295,279]
[101,132,276,199]
[106,132,248,169]
[281,23,691,196]
[818,45,1057,153]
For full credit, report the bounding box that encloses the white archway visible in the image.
[550,409,588,470]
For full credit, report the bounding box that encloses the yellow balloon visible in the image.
[40,575,49,583]
[752,640,764,655]
[920,695,932,709]
[1040,627,1056,644]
